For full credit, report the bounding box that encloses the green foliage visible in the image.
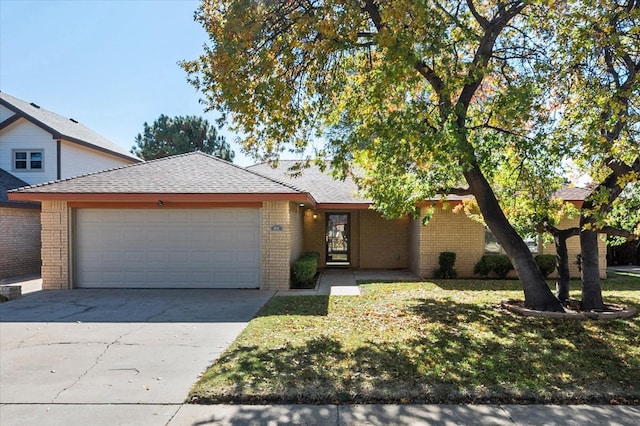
[534,254,557,279]
[433,251,457,279]
[291,252,320,288]
[474,255,514,279]
[131,114,234,161]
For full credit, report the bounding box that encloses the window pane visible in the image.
[15,160,27,169]
[30,152,42,160]
[15,152,27,160]
[30,160,42,169]
[484,228,501,254]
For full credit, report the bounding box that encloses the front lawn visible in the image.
[189,275,640,404]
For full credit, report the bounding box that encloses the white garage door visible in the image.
[75,208,261,288]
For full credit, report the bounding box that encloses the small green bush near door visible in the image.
[291,252,320,288]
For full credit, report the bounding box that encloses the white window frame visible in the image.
[12,149,44,172]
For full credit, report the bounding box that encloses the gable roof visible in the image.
[0,168,38,208]
[9,152,311,203]
[248,160,371,206]
[249,161,592,206]
[0,91,139,162]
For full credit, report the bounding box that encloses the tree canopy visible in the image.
[183,0,639,312]
[131,114,235,161]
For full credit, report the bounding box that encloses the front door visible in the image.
[326,213,350,266]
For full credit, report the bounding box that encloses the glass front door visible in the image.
[326,213,350,266]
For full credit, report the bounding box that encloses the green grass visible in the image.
[189,275,640,405]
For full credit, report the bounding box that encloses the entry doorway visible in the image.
[326,213,350,267]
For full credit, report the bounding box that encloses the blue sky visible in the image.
[0,0,253,165]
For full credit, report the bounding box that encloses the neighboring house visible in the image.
[0,91,140,279]
[0,169,40,279]
[9,152,605,291]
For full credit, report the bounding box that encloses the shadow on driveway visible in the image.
[0,289,275,323]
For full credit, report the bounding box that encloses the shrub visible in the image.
[433,251,457,279]
[473,254,514,279]
[291,252,320,288]
[535,254,556,279]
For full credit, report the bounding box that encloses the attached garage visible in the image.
[8,152,313,291]
[75,208,261,289]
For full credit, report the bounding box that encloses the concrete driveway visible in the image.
[0,289,273,424]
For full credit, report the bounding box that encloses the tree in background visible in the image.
[131,114,234,161]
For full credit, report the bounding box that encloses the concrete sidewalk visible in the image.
[277,269,420,297]
[2,403,639,425]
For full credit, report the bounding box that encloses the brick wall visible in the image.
[0,206,41,279]
[261,201,293,290]
[303,209,327,266]
[40,201,69,290]
[289,202,304,263]
[359,209,409,269]
[412,206,485,278]
[540,216,608,279]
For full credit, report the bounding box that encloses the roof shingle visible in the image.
[12,152,304,195]
[0,91,139,162]
[248,161,370,204]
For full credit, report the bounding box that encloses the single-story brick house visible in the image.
[9,152,605,291]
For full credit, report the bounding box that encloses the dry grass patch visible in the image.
[189,275,640,404]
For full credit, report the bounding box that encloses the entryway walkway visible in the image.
[278,269,420,297]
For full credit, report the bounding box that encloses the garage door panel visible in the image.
[76,208,261,289]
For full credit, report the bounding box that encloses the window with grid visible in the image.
[13,150,43,171]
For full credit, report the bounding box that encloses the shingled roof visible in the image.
[0,168,38,207]
[0,91,138,162]
[9,152,311,203]
[248,161,370,206]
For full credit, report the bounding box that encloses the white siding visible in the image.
[0,105,15,122]
[75,208,261,289]
[0,119,58,185]
[59,141,133,179]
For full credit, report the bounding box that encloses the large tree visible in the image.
[183,0,582,311]
[131,114,235,161]
[547,0,640,309]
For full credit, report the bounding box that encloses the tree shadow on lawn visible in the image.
[432,278,640,292]
[190,297,640,405]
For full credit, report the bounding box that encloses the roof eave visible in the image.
[8,192,315,204]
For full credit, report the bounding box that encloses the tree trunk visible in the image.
[555,233,571,303]
[464,166,564,312]
[579,227,605,311]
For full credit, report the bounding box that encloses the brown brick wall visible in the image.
[359,209,409,269]
[40,201,69,290]
[412,206,485,278]
[0,206,41,279]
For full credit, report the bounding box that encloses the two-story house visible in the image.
[0,91,140,280]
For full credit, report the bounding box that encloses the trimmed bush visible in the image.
[473,254,514,279]
[291,252,320,288]
[433,251,457,279]
[535,254,556,279]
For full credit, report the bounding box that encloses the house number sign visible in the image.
[270,225,283,231]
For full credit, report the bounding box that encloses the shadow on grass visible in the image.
[432,277,640,292]
[190,296,640,405]
[254,295,330,317]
